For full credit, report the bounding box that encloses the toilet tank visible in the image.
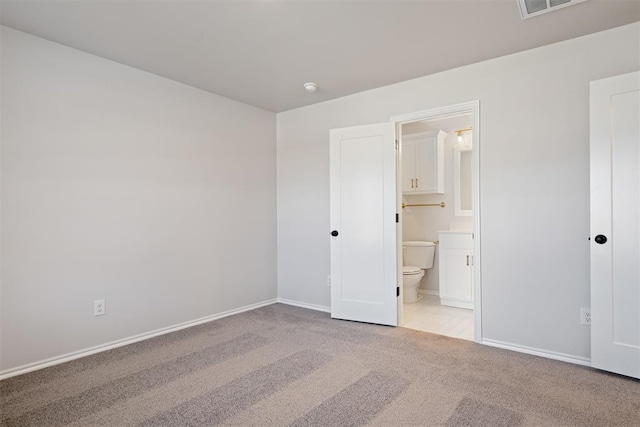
[403,241,436,269]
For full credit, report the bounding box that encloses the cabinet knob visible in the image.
[331,230,339,237]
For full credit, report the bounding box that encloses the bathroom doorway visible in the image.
[391,101,481,342]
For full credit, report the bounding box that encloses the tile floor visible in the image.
[402,294,474,341]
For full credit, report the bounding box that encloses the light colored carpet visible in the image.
[1,303,639,426]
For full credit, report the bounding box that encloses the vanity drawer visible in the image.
[439,232,473,249]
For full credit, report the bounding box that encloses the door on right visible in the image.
[590,71,640,379]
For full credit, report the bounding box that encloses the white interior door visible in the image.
[590,71,640,379]
[330,122,398,326]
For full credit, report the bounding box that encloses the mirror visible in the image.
[454,146,473,216]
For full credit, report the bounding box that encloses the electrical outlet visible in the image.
[327,274,331,287]
[580,307,591,326]
[94,299,106,316]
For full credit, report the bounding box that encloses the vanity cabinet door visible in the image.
[439,249,473,309]
[439,233,474,310]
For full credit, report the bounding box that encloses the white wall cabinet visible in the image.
[439,231,474,309]
[402,130,446,194]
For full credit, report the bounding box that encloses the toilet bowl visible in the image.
[402,266,425,303]
[402,241,436,304]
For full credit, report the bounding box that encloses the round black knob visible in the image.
[331,230,339,237]
[594,235,607,244]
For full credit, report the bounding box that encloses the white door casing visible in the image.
[330,123,398,326]
[590,71,640,379]
[392,101,481,342]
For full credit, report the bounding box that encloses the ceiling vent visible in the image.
[517,0,589,20]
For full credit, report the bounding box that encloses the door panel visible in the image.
[590,71,640,379]
[611,90,640,348]
[330,122,397,326]
[340,136,386,302]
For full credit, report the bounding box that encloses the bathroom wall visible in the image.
[276,22,640,362]
[1,27,277,372]
[401,115,473,295]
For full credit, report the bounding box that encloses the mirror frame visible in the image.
[453,144,473,217]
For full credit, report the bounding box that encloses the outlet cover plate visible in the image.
[94,299,106,316]
[580,307,591,326]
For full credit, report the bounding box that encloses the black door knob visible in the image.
[331,230,339,237]
[594,234,607,244]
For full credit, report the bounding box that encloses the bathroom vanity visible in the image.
[438,231,474,310]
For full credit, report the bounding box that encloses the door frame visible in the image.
[391,100,482,343]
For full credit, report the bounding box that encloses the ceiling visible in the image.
[1,0,638,112]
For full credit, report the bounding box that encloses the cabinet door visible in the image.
[401,141,417,193]
[440,249,473,309]
[415,137,437,192]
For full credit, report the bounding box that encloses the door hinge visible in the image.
[396,213,399,223]
[395,139,399,150]
[396,287,400,297]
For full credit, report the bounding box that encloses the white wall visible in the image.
[277,23,640,360]
[0,27,277,372]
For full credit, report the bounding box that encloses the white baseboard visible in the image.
[277,298,331,313]
[0,298,278,380]
[481,338,591,367]
[418,289,439,296]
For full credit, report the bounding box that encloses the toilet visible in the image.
[402,241,436,303]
